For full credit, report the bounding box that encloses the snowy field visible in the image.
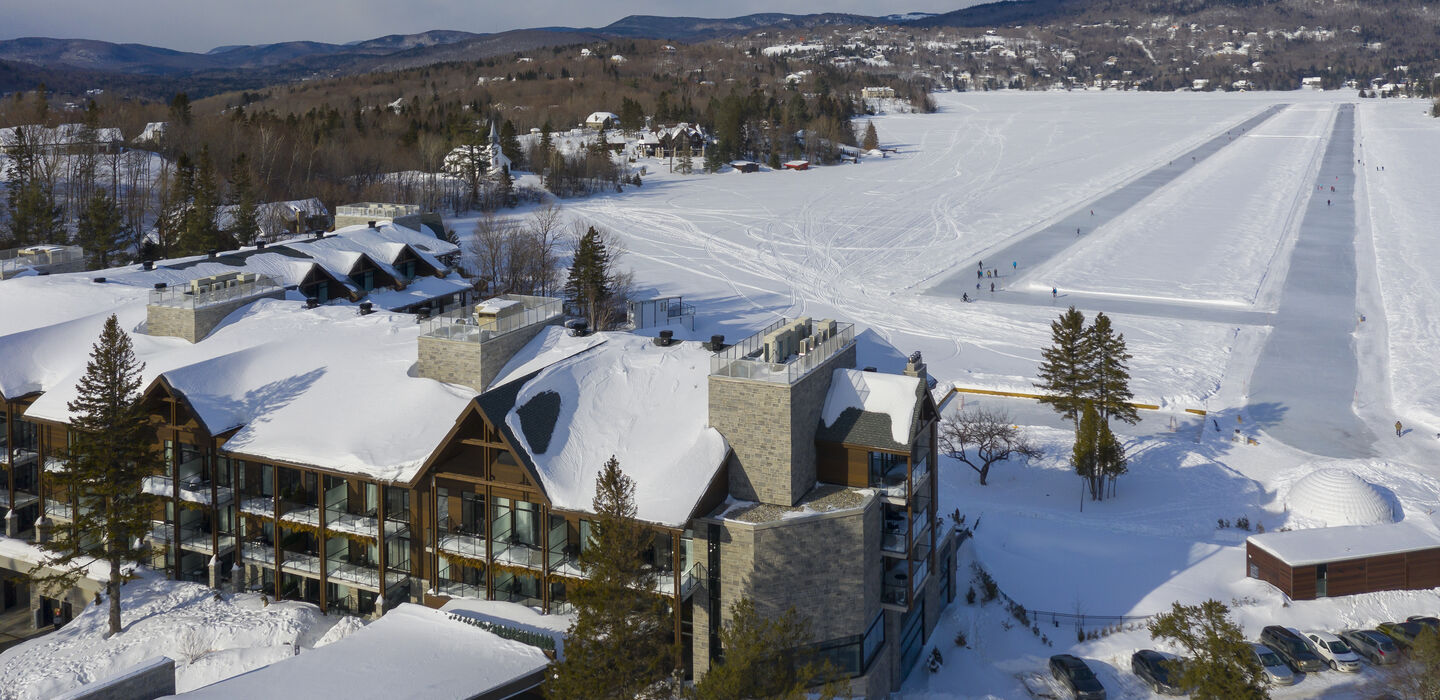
[451,89,1440,698]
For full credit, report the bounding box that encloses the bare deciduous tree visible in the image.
[939,406,1041,486]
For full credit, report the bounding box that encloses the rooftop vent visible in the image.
[315,231,326,239]
[305,297,319,309]
[416,308,432,322]
[863,366,878,372]
[653,329,675,347]
[153,282,167,290]
[566,319,590,337]
[359,302,374,315]
[141,260,154,271]
[368,220,377,228]
[207,249,219,259]
[703,334,726,351]
[255,240,267,250]
[92,277,106,284]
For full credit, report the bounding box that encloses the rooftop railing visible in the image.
[148,274,283,310]
[710,318,855,384]
[0,244,84,275]
[420,295,563,344]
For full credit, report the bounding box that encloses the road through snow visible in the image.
[1246,104,1375,458]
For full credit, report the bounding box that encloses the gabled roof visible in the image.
[475,328,727,527]
[817,369,925,451]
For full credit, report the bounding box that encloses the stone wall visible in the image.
[707,343,856,506]
[146,291,285,343]
[415,318,562,392]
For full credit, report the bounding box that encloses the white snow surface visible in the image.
[502,333,727,526]
[23,300,476,482]
[0,578,355,698]
[179,603,549,700]
[1283,467,1395,527]
[822,368,922,444]
[489,325,607,390]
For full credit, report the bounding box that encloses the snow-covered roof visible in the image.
[820,368,923,448]
[215,198,329,236]
[585,111,619,124]
[181,603,549,700]
[1285,468,1396,527]
[23,300,475,482]
[1248,522,1440,567]
[484,329,727,526]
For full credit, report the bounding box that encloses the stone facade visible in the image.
[707,343,856,506]
[415,317,562,392]
[53,656,176,700]
[146,291,285,343]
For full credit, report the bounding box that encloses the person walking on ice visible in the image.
[1052,287,1058,299]
[1396,420,1403,437]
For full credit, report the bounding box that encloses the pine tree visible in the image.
[499,119,523,166]
[1072,402,1101,499]
[1087,312,1139,425]
[619,97,646,132]
[1096,418,1127,498]
[565,227,613,330]
[78,191,127,270]
[2,125,64,248]
[862,120,880,151]
[176,146,223,254]
[32,315,156,638]
[547,457,677,699]
[1034,307,1094,429]
[1148,600,1268,700]
[691,597,838,700]
[497,166,515,208]
[228,154,261,246]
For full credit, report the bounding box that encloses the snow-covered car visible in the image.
[1340,629,1399,665]
[1130,649,1186,695]
[1048,654,1107,700]
[1249,643,1295,686]
[1303,631,1363,672]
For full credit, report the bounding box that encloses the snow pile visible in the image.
[181,604,548,700]
[490,325,607,390]
[1284,468,1395,527]
[0,578,353,698]
[503,333,727,526]
[821,368,921,444]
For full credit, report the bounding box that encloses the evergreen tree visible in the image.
[176,147,223,255]
[691,596,838,700]
[499,119,523,166]
[32,315,156,638]
[1034,307,1094,429]
[565,226,613,330]
[496,166,515,208]
[1072,402,1101,499]
[539,121,554,165]
[619,97,646,132]
[78,191,127,269]
[228,154,261,246]
[547,457,677,699]
[1148,600,1268,700]
[703,145,725,173]
[1096,417,1127,497]
[862,120,880,151]
[676,151,694,175]
[2,125,64,248]
[1087,312,1139,425]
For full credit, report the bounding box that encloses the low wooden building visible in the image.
[1246,524,1440,600]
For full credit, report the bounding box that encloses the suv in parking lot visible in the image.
[1378,620,1426,648]
[1341,629,1400,665]
[1131,650,1186,695]
[1259,626,1325,673]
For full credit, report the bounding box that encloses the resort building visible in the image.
[0,230,955,695]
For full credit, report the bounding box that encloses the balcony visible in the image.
[279,503,320,529]
[327,558,380,591]
[148,520,174,546]
[438,531,486,560]
[0,490,39,510]
[882,514,909,554]
[420,295,562,344]
[242,541,276,566]
[141,474,233,506]
[179,527,234,556]
[240,497,275,519]
[549,552,585,580]
[44,498,73,521]
[438,580,485,600]
[280,550,322,578]
[148,273,282,310]
[493,542,544,570]
[0,448,37,468]
[325,510,379,539]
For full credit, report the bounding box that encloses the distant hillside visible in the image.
[576,12,882,40]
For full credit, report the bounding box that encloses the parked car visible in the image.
[1260,626,1325,673]
[1249,643,1296,686]
[1377,621,1427,649]
[1341,629,1400,665]
[1049,654,1107,700]
[1407,616,1440,635]
[1131,649,1187,695]
[1303,631,1363,672]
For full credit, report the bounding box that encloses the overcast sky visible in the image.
[3,1,968,53]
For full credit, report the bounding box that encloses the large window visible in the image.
[868,451,907,489]
[792,611,886,681]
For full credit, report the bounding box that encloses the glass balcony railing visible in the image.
[327,558,380,590]
[141,474,233,505]
[438,531,486,560]
[324,509,379,539]
[242,541,276,565]
[280,551,322,577]
[492,542,544,570]
[438,580,484,600]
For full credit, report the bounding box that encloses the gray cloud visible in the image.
[2,1,965,53]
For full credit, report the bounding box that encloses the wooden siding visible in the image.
[1246,541,1293,597]
[1408,549,1440,589]
[1290,564,1317,600]
[816,442,867,487]
[1326,559,1366,597]
[1366,553,1407,592]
